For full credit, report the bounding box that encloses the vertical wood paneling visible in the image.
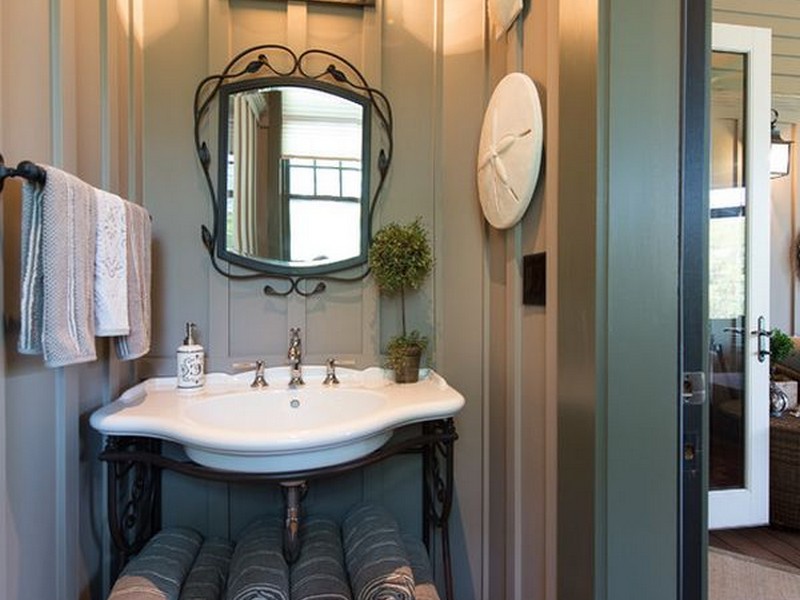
[484,1,555,598]
[51,5,81,594]
[130,0,145,205]
[1,2,60,598]
[76,0,102,187]
[139,3,488,598]
[1,1,51,161]
[1,0,142,597]
[109,2,131,195]
[556,0,599,596]
[141,0,212,365]
[360,0,381,86]
[207,2,382,366]
[519,1,553,596]
[305,284,365,356]
[437,1,486,597]
[227,279,289,358]
[307,4,362,60]
[543,0,560,596]
[149,0,426,576]
[486,17,509,600]
[286,1,308,49]
[504,18,525,600]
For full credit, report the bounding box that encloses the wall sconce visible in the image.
[771,109,793,178]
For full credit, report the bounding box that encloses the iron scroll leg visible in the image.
[103,437,161,574]
[422,418,456,600]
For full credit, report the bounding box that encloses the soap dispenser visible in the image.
[177,322,205,390]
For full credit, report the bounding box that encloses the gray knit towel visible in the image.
[226,518,290,600]
[18,180,44,355]
[114,201,152,360]
[19,167,98,367]
[341,504,415,600]
[108,527,203,600]
[400,535,440,600]
[179,537,234,600]
[290,517,352,600]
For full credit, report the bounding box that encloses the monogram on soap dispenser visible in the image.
[176,322,205,390]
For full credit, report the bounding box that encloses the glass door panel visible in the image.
[709,51,746,491]
[708,23,770,530]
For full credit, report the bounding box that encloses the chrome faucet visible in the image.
[287,328,304,386]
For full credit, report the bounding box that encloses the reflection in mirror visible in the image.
[193,45,393,296]
[221,83,369,271]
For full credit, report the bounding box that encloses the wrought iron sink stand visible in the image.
[99,418,458,600]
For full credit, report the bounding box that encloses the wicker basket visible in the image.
[770,415,800,529]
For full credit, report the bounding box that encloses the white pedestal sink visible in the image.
[90,366,465,473]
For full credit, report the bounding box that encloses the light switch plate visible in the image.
[523,253,546,306]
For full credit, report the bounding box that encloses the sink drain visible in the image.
[290,399,300,408]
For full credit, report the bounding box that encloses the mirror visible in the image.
[194,45,392,295]
[218,79,371,274]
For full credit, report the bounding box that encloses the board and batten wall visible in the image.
[139,1,489,599]
[483,3,558,600]
[0,1,143,599]
[713,0,800,334]
[139,1,558,599]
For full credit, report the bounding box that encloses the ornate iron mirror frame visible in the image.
[193,45,393,296]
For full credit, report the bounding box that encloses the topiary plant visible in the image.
[369,217,433,381]
[771,328,794,375]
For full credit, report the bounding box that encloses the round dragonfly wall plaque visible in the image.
[477,72,543,229]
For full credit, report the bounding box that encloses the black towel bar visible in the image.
[0,153,47,192]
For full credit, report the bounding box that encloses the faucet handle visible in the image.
[323,358,340,385]
[231,361,258,371]
[250,360,269,388]
[229,360,269,388]
[323,358,356,385]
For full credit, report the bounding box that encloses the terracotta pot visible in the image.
[394,346,422,384]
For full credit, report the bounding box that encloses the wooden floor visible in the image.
[710,526,800,570]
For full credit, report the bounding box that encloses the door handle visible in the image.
[751,315,770,363]
[723,327,744,336]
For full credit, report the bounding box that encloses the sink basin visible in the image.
[89,366,464,473]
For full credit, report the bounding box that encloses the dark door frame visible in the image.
[679,0,710,599]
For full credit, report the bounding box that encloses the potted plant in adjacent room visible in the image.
[369,217,433,383]
[770,328,796,416]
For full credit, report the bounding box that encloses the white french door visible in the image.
[707,22,771,529]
